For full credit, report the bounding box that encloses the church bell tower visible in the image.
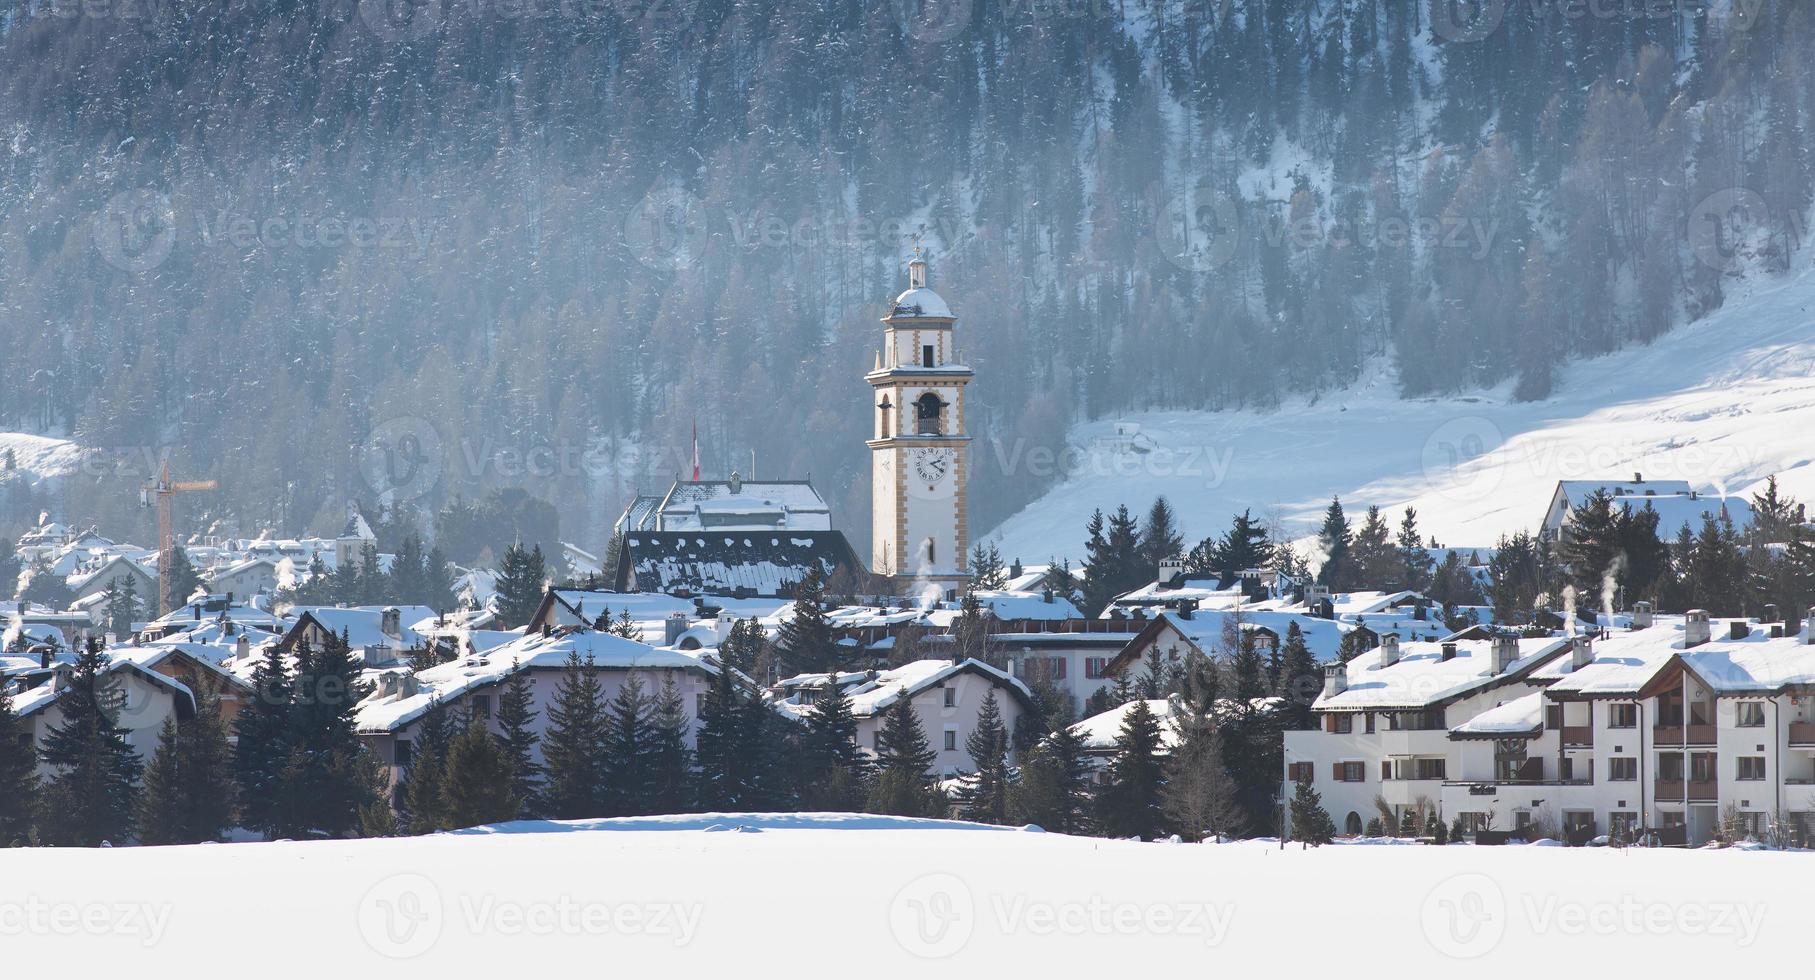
[867,249,972,596]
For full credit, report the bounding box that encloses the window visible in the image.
[395,740,413,769]
[1610,704,1637,729]
[1334,762,1365,783]
[1326,714,1353,734]
[1084,657,1110,679]
[922,344,935,368]
[943,729,957,751]
[1736,702,1766,728]
[1609,757,1637,781]
[915,392,943,435]
[1365,713,1376,734]
[1417,758,1448,781]
[1657,753,1684,781]
[1287,762,1313,784]
[472,694,491,718]
[1022,657,1066,683]
[943,687,955,707]
[1738,756,1767,781]
[696,693,707,716]
[1610,812,1639,838]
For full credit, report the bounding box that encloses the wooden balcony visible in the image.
[1790,722,1815,746]
[1653,724,1716,746]
[1560,726,1593,747]
[1655,779,1718,803]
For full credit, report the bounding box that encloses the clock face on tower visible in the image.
[912,448,951,485]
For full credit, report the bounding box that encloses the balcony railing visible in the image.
[1790,723,1815,746]
[1655,779,1719,802]
[1653,724,1716,746]
[1560,726,1593,747]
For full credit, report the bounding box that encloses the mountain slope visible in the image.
[987,265,1815,561]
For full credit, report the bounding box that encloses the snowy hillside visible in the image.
[0,431,80,484]
[988,267,1815,562]
[2,813,1790,970]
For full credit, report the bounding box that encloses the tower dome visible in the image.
[887,250,954,320]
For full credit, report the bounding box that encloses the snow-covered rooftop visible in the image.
[1318,635,1571,711]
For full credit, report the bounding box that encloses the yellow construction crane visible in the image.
[140,460,218,614]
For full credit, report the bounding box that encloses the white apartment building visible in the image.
[1442,610,1815,846]
[1282,631,1572,835]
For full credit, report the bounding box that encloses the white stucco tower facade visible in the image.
[868,250,971,594]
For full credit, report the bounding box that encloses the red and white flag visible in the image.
[691,420,701,481]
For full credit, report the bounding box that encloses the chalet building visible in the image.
[772,658,1032,777]
[205,556,280,600]
[277,605,434,666]
[1541,474,1753,540]
[355,628,726,794]
[4,653,198,770]
[1108,606,1359,680]
[65,553,158,607]
[1282,631,1573,836]
[919,617,1138,713]
[1438,610,1815,846]
[114,642,259,725]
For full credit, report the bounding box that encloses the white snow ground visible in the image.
[0,431,80,484]
[988,267,1815,562]
[1,813,1799,972]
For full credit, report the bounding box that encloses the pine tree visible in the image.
[645,675,694,815]
[950,591,998,667]
[232,643,293,835]
[1316,497,1354,589]
[163,544,203,613]
[968,541,1007,590]
[104,574,141,641]
[36,641,143,846]
[1138,497,1185,575]
[0,682,36,845]
[540,651,610,819]
[493,542,547,629]
[403,697,456,833]
[775,568,837,676]
[494,665,543,818]
[867,694,940,817]
[1750,476,1803,545]
[137,719,188,845]
[1276,622,1320,730]
[1288,777,1336,847]
[799,675,869,811]
[1095,698,1167,840]
[137,693,234,844]
[602,672,655,815]
[1350,505,1395,590]
[1397,508,1434,593]
[423,546,457,612]
[1080,510,1115,616]
[442,716,518,829]
[279,628,371,837]
[609,608,644,641]
[954,689,1010,825]
[719,618,765,674]
[694,664,791,811]
[1561,489,1623,601]
[1008,723,1092,834]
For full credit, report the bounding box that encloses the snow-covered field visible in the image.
[988,268,1815,561]
[2,813,1800,972]
[0,431,80,484]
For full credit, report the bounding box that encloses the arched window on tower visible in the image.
[916,392,943,435]
[878,397,892,438]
